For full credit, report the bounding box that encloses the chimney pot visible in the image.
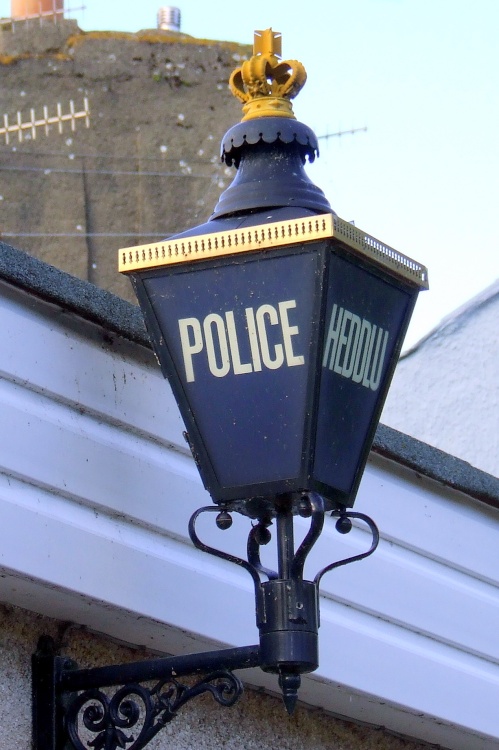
[157,6,181,32]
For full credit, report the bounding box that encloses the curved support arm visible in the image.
[313,511,379,588]
[247,524,279,581]
[290,493,325,580]
[188,506,262,595]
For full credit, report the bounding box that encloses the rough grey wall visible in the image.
[0,20,247,301]
[2,603,431,750]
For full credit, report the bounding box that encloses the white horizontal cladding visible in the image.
[0,281,499,748]
[0,281,187,454]
[0,375,205,534]
[314,461,499,664]
[1,466,499,750]
[0,472,254,640]
[362,457,499,585]
[314,602,499,750]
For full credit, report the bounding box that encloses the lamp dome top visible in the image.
[214,29,327,217]
[229,29,307,122]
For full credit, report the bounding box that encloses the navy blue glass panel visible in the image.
[143,251,319,489]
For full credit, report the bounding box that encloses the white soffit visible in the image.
[0,280,498,750]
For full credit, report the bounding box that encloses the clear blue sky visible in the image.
[2,0,497,350]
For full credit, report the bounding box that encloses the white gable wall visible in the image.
[0,277,499,750]
[383,281,499,477]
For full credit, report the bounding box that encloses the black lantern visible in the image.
[123,212,426,511]
[119,33,427,513]
[32,30,428,750]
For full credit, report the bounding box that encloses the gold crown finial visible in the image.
[229,28,307,121]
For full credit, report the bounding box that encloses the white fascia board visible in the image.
[1,283,499,749]
[1,466,498,750]
[0,281,186,454]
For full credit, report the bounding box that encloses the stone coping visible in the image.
[1,239,498,510]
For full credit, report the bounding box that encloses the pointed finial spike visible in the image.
[278,672,301,715]
[283,691,298,716]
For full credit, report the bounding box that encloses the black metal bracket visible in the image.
[32,496,379,749]
[32,635,260,750]
[188,495,379,714]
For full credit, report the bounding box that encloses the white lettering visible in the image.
[256,304,285,370]
[341,313,361,379]
[179,317,203,383]
[177,299,305,382]
[203,313,230,378]
[368,329,388,391]
[225,311,253,375]
[322,304,343,369]
[334,309,351,374]
[279,300,305,367]
[245,307,262,372]
[362,324,377,388]
[352,319,372,384]
[323,306,389,391]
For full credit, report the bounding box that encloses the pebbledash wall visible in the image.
[0,240,499,750]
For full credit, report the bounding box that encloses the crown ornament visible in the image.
[229,29,307,121]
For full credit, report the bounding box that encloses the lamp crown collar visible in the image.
[229,28,307,122]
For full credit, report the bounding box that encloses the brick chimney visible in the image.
[11,0,64,20]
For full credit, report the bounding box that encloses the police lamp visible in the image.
[31,30,428,750]
[118,27,428,712]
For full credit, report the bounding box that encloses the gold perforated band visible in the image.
[119,215,333,272]
[331,216,429,288]
[118,213,428,289]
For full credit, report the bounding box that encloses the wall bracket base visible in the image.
[32,635,260,750]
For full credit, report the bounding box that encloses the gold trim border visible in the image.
[332,216,429,289]
[118,213,428,289]
[118,214,333,271]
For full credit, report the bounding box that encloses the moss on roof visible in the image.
[65,29,251,53]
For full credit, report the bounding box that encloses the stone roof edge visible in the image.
[66,29,252,52]
[373,423,499,510]
[0,240,149,347]
[1,240,498,510]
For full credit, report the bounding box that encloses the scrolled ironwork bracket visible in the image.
[314,510,380,588]
[32,496,380,747]
[32,634,260,750]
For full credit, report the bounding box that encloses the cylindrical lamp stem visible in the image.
[276,502,295,579]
